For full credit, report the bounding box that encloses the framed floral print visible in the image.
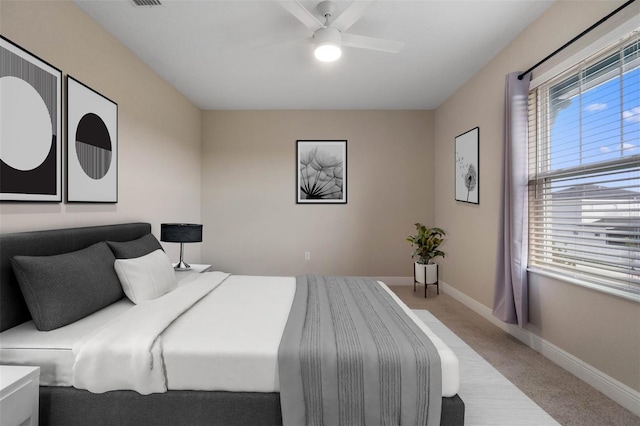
[455,127,479,204]
[297,140,347,204]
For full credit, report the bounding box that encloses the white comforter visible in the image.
[72,272,229,394]
[70,274,459,397]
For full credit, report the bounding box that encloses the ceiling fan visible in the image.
[278,0,405,62]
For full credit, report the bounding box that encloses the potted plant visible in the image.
[406,223,446,284]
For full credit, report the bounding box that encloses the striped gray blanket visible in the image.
[278,275,442,426]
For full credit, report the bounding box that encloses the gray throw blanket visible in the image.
[278,275,442,426]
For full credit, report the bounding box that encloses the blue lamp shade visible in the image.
[160,223,203,270]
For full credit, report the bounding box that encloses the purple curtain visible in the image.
[493,72,531,327]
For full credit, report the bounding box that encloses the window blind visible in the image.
[528,31,640,294]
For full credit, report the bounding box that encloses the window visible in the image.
[528,31,640,296]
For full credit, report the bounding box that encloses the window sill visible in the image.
[527,267,640,303]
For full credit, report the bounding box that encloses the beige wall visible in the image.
[434,0,639,391]
[0,0,202,263]
[201,110,433,277]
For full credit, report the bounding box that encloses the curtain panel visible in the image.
[493,72,531,327]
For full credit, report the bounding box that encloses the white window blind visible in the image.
[528,31,640,295]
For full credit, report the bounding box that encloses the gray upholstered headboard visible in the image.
[0,222,152,332]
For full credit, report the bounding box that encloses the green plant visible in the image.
[406,223,446,264]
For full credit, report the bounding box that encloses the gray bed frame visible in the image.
[0,222,464,425]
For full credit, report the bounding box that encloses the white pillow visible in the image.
[114,249,178,304]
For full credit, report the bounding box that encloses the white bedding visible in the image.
[163,274,297,392]
[0,299,132,387]
[73,271,230,394]
[0,274,460,397]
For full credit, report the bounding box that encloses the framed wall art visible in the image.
[0,36,62,202]
[297,140,347,204]
[66,75,118,203]
[455,127,479,204]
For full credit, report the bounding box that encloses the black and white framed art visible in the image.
[297,140,347,204]
[0,36,62,202]
[66,76,118,203]
[455,127,479,204]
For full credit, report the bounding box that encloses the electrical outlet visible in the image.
[305,251,311,261]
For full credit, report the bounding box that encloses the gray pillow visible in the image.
[106,233,163,259]
[11,242,124,331]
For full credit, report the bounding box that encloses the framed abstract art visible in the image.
[66,76,118,203]
[297,140,347,204]
[0,36,62,202]
[455,127,479,204]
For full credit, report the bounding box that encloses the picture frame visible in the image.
[455,127,479,204]
[0,36,62,202]
[297,140,347,204]
[66,75,118,203]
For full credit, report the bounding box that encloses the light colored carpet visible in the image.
[392,286,639,426]
[414,309,559,426]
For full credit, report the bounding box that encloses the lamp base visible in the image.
[173,260,191,270]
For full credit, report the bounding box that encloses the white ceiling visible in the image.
[74,0,553,110]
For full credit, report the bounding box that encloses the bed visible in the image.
[0,222,465,425]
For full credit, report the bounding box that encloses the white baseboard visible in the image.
[440,281,640,417]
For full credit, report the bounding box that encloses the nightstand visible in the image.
[0,365,39,426]
[175,264,212,280]
[185,264,212,273]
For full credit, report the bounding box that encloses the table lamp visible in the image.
[160,223,203,270]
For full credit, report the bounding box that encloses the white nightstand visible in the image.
[0,366,39,426]
[174,264,212,280]
[184,264,212,273]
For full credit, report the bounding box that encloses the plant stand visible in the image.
[413,263,439,298]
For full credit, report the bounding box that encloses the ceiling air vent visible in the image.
[132,0,162,6]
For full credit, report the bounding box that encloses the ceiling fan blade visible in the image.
[331,0,375,32]
[253,37,311,51]
[278,0,323,31]
[342,33,405,54]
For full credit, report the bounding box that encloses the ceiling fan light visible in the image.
[314,43,342,62]
[313,27,342,62]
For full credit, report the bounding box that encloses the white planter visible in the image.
[414,262,426,284]
[425,262,438,284]
[415,262,438,284]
